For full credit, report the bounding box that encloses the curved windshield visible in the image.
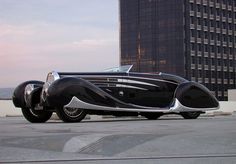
[104,65,133,73]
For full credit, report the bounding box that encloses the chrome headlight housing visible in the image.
[46,71,60,85]
[24,84,36,106]
[41,71,60,102]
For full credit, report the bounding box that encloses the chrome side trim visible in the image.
[120,79,159,87]
[64,96,169,113]
[126,76,178,85]
[115,84,148,90]
[64,97,219,113]
[169,98,220,112]
[89,78,159,90]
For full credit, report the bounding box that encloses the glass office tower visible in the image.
[120,0,236,100]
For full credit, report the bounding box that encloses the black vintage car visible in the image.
[12,65,219,123]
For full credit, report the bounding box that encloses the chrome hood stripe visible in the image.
[60,75,178,85]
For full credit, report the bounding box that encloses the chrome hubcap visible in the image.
[63,107,83,118]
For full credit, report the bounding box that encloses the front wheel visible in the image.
[21,108,52,123]
[180,112,201,119]
[56,107,87,123]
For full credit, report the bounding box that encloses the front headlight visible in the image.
[24,84,36,107]
[41,71,60,102]
[46,71,60,84]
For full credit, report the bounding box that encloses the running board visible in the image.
[64,97,219,113]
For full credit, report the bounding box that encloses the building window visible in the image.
[210,21,214,27]
[229,48,233,54]
[218,59,221,66]
[190,30,195,37]
[210,7,214,15]
[211,58,215,65]
[229,24,232,31]
[191,43,195,51]
[204,32,208,39]
[190,3,194,11]
[222,10,227,18]
[198,70,202,77]
[216,22,220,28]
[223,59,227,67]
[204,45,208,52]
[197,5,201,12]
[230,72,234,78]
[212,71,216,78]
[197,44,202,51]
[223,35,227,42]
[228,12,232,19]
[222,22,227,29]
[197,18,201,26]
[203,6,207,14]
[190,17,195,24]
[210,33,214,40]
[191,56,195,64]
[216,9,220,16]
[203,20,208,26]
[222,0,227,5]
[217,47,221,54]
[198,57,202,64]
[210,46,214,53]
[204,57,209,65]
[223,47,227,54]
[216,34,220,41]
[197,31,201,38]
[191,70,195,77]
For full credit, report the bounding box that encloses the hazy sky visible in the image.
[0,0,119,87]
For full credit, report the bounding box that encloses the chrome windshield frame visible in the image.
[104,65,133,73]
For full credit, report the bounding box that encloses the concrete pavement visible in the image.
[0,115,236,163]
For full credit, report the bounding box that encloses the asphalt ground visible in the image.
[0,114,236,164]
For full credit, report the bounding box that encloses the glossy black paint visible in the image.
[12,81,44,108]
[47,72,184,109]
[44,71,219,110]
[27,87,43,108]
[175,82,219,108]
[46,77,135,108]
[13,69,219,114]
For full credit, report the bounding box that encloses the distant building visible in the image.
[120,0,236,100]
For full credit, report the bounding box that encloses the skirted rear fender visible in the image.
[174,82,219,108]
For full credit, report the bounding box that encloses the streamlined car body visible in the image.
[12,65,219,123]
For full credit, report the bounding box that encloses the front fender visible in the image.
[46,77,128,108]
[12,81,44,108]
[174,82,219,108]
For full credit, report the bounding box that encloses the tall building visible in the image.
[120,0,236,100]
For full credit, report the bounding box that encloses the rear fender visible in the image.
[174,82,219,108]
